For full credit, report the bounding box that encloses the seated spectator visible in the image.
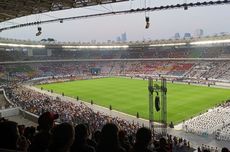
[49,123,75,152]
[0,120,28,152]
[155,137,169,152]
[96,123,126,152]
[131,127,152,152]
[71,124,95,152]
[0,121,19,151]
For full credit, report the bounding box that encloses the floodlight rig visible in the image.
[148,77,167,136]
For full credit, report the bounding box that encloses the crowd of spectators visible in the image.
[0,116,199,152]
[197,144,220,152]
[1,60,230,83]
[5,86,140,137]
[183,101,230,140]
[216,124,230,141]
[0,85,199,152]
[1,45,230,61]
[185,61,230,81]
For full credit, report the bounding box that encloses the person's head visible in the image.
[38,111,59,131]
[222,147,229,152]
[0,121,19,150]
[74,124,88,142]
[135,127,152,147]
[50,123,75,152]
[100,123,119,146]
[159,137,167,147]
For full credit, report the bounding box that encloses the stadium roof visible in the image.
[0,0,128,23]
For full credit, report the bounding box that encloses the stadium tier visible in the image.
[0,60,230,82]
[0,45,230,61]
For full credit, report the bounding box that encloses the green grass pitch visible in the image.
[36,77,230,124]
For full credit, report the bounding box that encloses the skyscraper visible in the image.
[121,32,127,42]
[174,33,180,39]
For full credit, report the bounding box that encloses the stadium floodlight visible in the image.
[149,43,187,47]
[62,45,129,49]
[190,39,230,45]
[0,43,45,48]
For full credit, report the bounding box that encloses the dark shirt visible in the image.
[71,142,96,152]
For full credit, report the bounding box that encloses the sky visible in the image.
[0,0,230,42]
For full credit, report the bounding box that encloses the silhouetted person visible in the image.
[49,123,75,152]
[96,123,126,152]
[0,121,19,151]
[0,120,28,152]
[71,124,95,152]
[155,137,168,152]
[222,147,229,152]
[30,112,58,152]
[132,127,152,152]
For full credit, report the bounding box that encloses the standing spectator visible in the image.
[30,112,58,152]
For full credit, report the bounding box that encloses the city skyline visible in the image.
[0,0,230,42]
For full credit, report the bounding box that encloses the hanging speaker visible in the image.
[145,17,150,29]
[155,96,160,112]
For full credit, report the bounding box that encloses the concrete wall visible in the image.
[0,107,20,117]
[19,109,38,123]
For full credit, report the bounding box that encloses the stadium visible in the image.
[0,0,230,152]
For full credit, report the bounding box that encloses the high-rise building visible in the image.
[174,33,180,39]
[184,33,192,39]
[121,32,127,42]
[194,29,204,37]
[116,32,127,42]
[91,40,96,44]
[116,36,121,42]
